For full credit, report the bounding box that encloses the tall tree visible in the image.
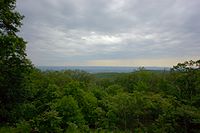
[0,0,32,122]
[171,60,200,100]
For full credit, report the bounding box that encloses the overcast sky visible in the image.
[17,0,200,66]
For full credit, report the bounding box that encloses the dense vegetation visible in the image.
[0,61,200,132]
[1,0,200,132]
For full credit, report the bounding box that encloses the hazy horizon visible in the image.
[37,66,170,73]
[35,65,170,68]
[17,0,200,66]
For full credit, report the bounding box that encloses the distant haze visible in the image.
[17,0,200,67]
[37,66,170,73]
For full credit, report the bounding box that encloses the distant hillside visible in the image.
[37,66,170,73]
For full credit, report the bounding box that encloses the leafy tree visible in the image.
[105,84,124,96]
[80,92,98,128]
[171,60,200,100]
[153,104,200,133]
[32,110,62,133]
[53,96,85,130]
[0,0,32,123]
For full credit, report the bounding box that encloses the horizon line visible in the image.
[36,65,172,68]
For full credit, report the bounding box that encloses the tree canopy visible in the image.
[0,0,32,123]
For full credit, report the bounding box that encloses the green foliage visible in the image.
[80,92,98,127]
[53,95,85,129]
[0,0,32,124]
[31,110,62,133]
[153,105,200,133]
[0,34,31,104]
[65,122,80,133]
[105,85,124,95]
[64,70,93,86]
[0,0,24,35]
[90,87,107,100]
[171,60,200,100]
[14,121,31,133]
[16,103,37,121]
[1,55,200,132]
[0,121,31,133]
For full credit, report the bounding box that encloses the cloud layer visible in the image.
[17,0,200,66]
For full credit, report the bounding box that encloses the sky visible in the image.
[17,0,200,67]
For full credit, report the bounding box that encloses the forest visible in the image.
[1,0,200,132]
[1,60,200,133]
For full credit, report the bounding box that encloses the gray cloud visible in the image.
[16,0,200,66]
